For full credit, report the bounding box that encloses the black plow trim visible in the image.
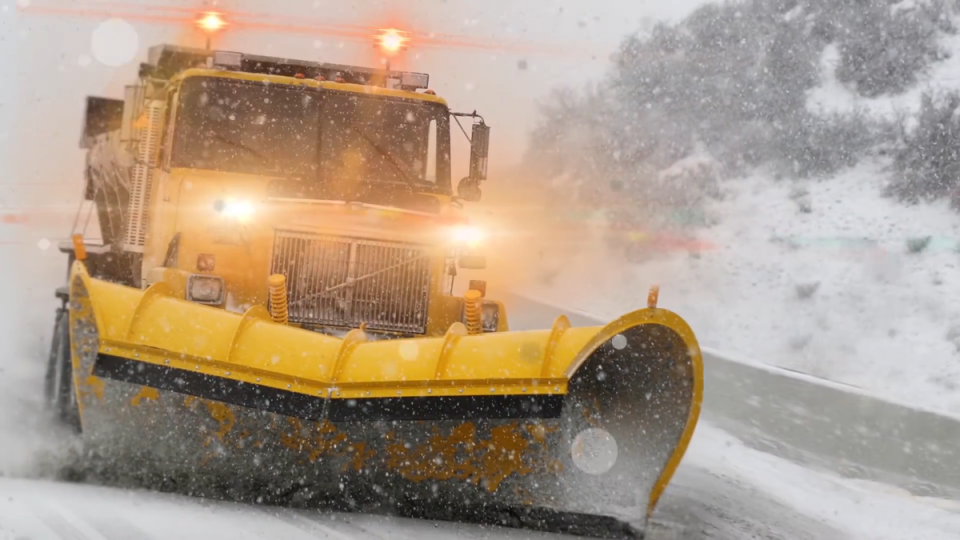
[93,354,564,422]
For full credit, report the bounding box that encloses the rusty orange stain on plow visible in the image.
[277,418,377,472]
[81,375,105,402]
[130,386,159,406]
[184,396,237,445]
[174,399,560,491]
[383,421,557,492]
[279,418,348,461]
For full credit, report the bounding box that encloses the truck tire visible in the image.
[42,308,64,406]
[44,308,81,433]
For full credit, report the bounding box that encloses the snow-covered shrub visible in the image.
[524,0,960,226]
[771,109,880,178]
[834,0,954,98]
[888,91,960,208]
[795,282,820,299]
[790,186,813,213]
[906,235,933,253]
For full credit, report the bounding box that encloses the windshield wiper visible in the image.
[348,126,421,192]
[209,131,283,174]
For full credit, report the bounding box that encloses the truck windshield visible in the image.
[172,77,320,178]
[171,77,451,192]
[319,92,450,191]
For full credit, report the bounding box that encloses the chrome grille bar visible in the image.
[270,230,432,334]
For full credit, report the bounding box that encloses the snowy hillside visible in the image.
[513,160,960,414]
[510,0,960,414]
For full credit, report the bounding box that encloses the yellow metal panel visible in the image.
[77,261,687,395]
[69,260,703,520]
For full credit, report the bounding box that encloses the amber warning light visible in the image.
[376,28,409,54]
[197,12,226,32]
[196,11,227,49]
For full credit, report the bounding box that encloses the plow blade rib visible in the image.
[66,262,703,538]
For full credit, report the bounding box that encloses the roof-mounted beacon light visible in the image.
[375,28,410,73]
[198,11,226,32]
[377,28,409,54]
[196,11,227,50]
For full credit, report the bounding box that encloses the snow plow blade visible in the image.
[66,261,702,539]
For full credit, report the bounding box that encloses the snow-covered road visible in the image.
[3,419,955,540]
[3,295,960,540]
[0,439,842,540]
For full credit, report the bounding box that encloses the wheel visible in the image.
[43,308,64,406]
[44,306,81,433]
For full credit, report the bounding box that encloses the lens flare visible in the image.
[450,225,485,247]
[377,28,407,53]
[219,199,255,222]
[197,11,225,32]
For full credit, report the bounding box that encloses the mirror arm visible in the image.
[451,110,486,123]
[452,114,472,144]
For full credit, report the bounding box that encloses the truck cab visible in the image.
[67,44,504,339]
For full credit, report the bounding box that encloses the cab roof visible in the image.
[144,44,446,105]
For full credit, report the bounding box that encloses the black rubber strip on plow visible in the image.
[93,353,563,422]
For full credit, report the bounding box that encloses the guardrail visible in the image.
[506,293,960,499]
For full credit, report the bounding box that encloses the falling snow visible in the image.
[3,0,960,538]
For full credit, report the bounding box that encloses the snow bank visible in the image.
[515,159,960,414]
[686,421,960,539]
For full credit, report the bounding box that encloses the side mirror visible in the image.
[120,84,145,145]
[457,177,482,202]
[469,122,490,182]
[458,254,487,269]
[79,96,124,149]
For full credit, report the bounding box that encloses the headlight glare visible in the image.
[216,198,256,222]
[187,274,224,304]
[450,225,484,247]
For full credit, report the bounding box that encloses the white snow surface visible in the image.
[512,159,960,415]
[683,422,960,540]
[2,421,959,540]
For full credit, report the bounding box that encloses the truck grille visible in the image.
[270,230,432,334]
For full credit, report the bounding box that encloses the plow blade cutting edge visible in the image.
[65,261,703,538]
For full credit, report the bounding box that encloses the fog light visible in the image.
[187,274,224,304]
[481,301,499,332]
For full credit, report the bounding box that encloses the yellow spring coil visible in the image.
[268,274,288,325]
[463,289,483,335]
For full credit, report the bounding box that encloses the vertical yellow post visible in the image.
[71,234,87,261]
[268,274,288,325]
[463,289,483,335]
[647,285,660,308]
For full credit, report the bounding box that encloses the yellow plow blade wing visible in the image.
[67,261,702,537]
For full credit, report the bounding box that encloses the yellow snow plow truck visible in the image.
[44,44,703,538]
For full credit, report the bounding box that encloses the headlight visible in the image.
[449,225,485,247]
[481,301,499,332]
[187,274,224,304]
[215,198,256,222]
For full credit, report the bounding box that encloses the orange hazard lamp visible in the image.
[196,11,227,50]
[375,28,409,72]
